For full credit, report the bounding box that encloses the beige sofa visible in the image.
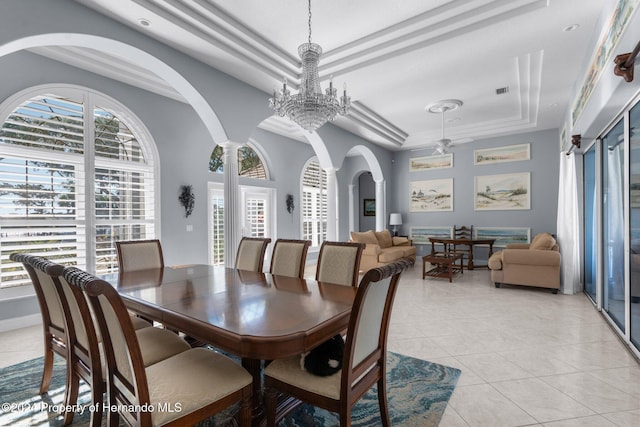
[488,232,561,293]
[350,229,416,272]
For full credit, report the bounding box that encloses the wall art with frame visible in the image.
[475,172,530,210]
[410,178,453,212]
[410,226,453,245]
[474,227,531,247]
[363,198,376,216]
[473,143,530,165]
[409,153,453,171]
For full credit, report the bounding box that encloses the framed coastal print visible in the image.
[474,227,531,247]
[363,199,375,216]
[410,179,453,212]
[475,172,530,210]
[409,153,453,171]
[410,226,453,244]
[474,143,530,165]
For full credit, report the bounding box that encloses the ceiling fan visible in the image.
[425,99,473,155]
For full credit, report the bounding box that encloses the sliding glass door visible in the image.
[602,119,625,332]
[584,145,597,302]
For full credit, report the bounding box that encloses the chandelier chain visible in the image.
[307,0,312,44]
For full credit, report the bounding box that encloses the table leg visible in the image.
[242,358,264,424]
[468,243,474,270]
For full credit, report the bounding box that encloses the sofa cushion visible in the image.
[488,252,503,270]
[350,230,378,245]
[401,246,417,258]
[374,230,393,248]
[392,236,410,246]
[378,248,405,263]
[530,233,556,250]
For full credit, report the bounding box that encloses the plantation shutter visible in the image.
[0,91,156,287]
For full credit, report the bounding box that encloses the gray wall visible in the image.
[390,129,560,257]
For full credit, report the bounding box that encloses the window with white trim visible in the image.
[208,183,225,265]
[0,87,157,287]
[208,144,268,179]
[301,159,327,247]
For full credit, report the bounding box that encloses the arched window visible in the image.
[0,86,157,286]
[301,159,327,247]
[208,144,268,179]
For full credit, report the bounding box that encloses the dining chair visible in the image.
[52,266,194,426]
[449,225,473,267]
[235,237,272,272]
[9,253,67,396]
[315,241,365,287]
[116,239,164,272]
[264,258,414,427]
[269,239,311,279]
[65,266,253,427]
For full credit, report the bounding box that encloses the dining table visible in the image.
[428,237,496,270]
[99,264,357,424]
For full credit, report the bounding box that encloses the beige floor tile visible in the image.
[492,378,594,422]
[541,415,618,426]
[601,409,640,427]
[586,366,640,398]
[455,353,534,382]
[448,383,537,426]
[498,347,581,377]
[439,405,470,427]
[540,372,640,413]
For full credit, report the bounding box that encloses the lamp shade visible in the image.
[389,213,402,226]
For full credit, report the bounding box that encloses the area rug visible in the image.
[0,351,460,426]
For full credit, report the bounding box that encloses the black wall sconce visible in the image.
[286,194,295,214]
[179,185,195,217]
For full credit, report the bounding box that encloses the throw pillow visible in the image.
[350,230,378,245]
[530,233,556,250]
[392,236,409,246]
[374,230,393,248]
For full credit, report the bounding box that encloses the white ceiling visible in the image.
[62,0,605,151]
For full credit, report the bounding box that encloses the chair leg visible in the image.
[39,342,54,394]
[62,366,79,426]
[88,378,104,427]
[265,387,278,427]
[377,377,391,427]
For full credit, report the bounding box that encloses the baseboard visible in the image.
[0,314,41,333]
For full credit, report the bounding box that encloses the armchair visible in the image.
[488,232,561,293]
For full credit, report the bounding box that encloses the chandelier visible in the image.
[269,0,350,133]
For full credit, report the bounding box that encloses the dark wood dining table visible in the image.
[99,264,357,423]
[428,237,496,270]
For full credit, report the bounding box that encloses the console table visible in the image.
[428,237,496,270]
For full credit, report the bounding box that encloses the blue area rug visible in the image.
[0,351,460,426]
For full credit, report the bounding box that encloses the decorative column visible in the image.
[375,179,386,231]
[221,141,241,267]
[348,184,355,233]
[325,168,338,241]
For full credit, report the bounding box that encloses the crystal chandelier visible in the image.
[269,0,350,133]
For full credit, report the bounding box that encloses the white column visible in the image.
[348,184,355,233]
[325,168,338,241]
[375,179,385,231]
[222,141,241,267]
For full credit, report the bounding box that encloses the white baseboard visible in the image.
[0,314,41,333]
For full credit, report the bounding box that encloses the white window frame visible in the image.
[0,84,160,290]
[300,158,327,249]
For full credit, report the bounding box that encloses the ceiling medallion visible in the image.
[269,0,350,133]
[425,99,463,155]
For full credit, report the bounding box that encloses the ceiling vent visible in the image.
[496,86,509,95]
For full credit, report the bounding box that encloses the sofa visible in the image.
[350,229,416,272]
[488,232,561,293]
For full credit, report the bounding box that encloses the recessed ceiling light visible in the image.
[137,18,151,27]
[563,24,579,32]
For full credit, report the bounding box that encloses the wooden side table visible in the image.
[422,252,464,282]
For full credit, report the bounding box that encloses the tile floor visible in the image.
[1,261,639,426]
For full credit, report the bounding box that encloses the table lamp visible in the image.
[389,213,402,236]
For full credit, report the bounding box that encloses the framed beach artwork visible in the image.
[474,227,531,247]
[410,179,453,212]
[475,172,530,210]
[363,199,375,216]
[474,144,530,165]
[410,226,453,245]
[409,153,453,171]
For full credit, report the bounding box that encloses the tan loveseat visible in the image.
[350,229,416,272]
[488,232,561,293]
